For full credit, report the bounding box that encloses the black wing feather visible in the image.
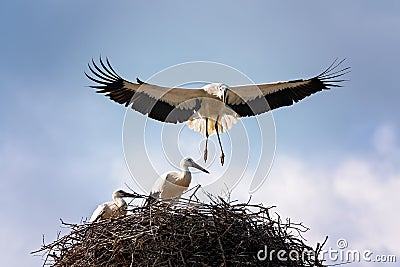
[86,57,199,123]
[228,59,350,117]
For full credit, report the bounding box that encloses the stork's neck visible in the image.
[113,196,126,207]
[180,162,190,172]
[179,165,192,184]
[178,167,192,186]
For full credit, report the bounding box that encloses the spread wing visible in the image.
[85,58,213,123]
[226,59,350,117]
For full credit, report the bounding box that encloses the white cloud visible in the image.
[230,123,400,266]
[372,123,399,156]
[333,158,400,254]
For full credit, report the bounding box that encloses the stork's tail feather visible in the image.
[187,115,238,135]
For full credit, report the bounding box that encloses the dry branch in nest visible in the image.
[33,192,327,266]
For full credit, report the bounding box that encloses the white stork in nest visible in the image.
[89,189,137,222]
[86,58,349,165]
[146,157,209,205]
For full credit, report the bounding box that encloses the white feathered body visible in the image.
[89,198,127,222]
[151,171,191,201]
[187,83,238,135]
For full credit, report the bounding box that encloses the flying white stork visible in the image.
[89,189,137,222]
[146,157,209,205]
[86,58,349,165]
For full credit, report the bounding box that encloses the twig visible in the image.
[32,191,326,266]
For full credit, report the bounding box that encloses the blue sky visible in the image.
[1,1,399,266]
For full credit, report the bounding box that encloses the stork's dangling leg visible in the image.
[204,118,209,162]
[215,118,225,166]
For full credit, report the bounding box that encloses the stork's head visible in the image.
[181,157,209,173]
[217,83,228,103]
[112,189,137,199]
[203,83,229,103]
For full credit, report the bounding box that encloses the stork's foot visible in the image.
[204,148,208,162]
[220,153,225,166]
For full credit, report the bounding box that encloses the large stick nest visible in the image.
[33,192,326,266]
